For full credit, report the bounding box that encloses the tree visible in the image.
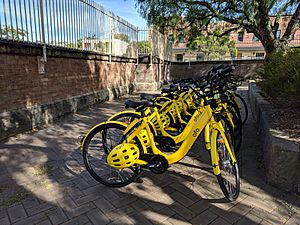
[1,26,28,39]
[113,33,130,43]
[135,0,300,56]
[137,40,152,53]
[189,35,237,60]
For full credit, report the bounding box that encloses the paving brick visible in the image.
[49,207,68,225]
[189,200,211,214]
[284,213,300,225]
[170,191,195,207]
[65,202,96,219]
[60,214,90,225]
[0,209,7,219]
[230,202,252,218]
[94,197,116,213]
[190,209,218,225]
[74,177,91,190]
[169,202,195,221]
[209,217,231,225]
[57,196,77,211]
[101,189,120,202]
[166,215,193,225]
[86,208,110,225]
[210,204,241,224]
[8,204,27,223]
[143,206,176,224]
[67,188,84,200]
[22,197,40,209]
[162,185,176,195]
[129,212,153,225]
[75,193,101,206]
[25,202,56,216]
[170,183,191,195]
[146,199,167,211]
[105,206,135,221]
[111,196,137,208]
[38,219,52,225]
[235,212,263,225]
[260,220,273,225]
[0,217,10,225]
[107,215,134,225]
[13,212,48,225]
[250,208,287,224]
[130,199,152,212]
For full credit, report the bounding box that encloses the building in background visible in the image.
[171,15,300,62]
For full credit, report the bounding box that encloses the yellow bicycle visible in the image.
[81,95,240,201]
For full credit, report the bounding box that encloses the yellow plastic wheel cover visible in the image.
[107,143,140,169]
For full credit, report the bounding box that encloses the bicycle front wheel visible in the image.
[214,129,240,201]
[82,122,142,187]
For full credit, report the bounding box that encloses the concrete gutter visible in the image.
[249,82,300,194]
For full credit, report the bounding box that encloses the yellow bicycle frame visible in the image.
[121,105,236,175]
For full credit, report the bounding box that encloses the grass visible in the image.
[32,165,53,176]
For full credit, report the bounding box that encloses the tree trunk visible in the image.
[260,34,289,57]
[256,1,289,57]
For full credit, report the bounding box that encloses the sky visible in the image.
[96,0,147,28]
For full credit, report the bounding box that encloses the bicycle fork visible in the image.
[205,122,236,176]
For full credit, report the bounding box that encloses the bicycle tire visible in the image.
[226,106,242,153]
[82,122,143,187]
[214,127,240,201]
[235,93,248,125]
[108,111,141,123]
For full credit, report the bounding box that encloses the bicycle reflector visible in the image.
[107,143,140,169]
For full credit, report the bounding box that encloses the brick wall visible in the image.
[170,59,265,80]
[0,46,136,112]
[0,41,169,140]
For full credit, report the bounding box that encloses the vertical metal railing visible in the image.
[137,27,173,61]
[0,0,171,60]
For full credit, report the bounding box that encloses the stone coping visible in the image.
[0,84,134,142]
[248,82,300,194]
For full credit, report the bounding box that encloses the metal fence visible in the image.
[0,0,172,60]
[138,27,173,62]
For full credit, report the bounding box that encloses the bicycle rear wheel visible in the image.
[226,106,242,153]
[82,122,142,187]
[235,93,248,125]
[214,129,240,201]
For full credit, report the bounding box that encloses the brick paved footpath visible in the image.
[0,86,299,225]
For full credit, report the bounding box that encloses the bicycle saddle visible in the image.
[124,99,153,109]
[140,93,161,101]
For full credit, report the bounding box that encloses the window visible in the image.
[238,32,244,42]
[237,52,243,58]
[176,54,184,62]
[256,53,265,58]
[253,35,259,42]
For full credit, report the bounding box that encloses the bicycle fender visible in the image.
[80,121,127,151]
[107,110,140,121]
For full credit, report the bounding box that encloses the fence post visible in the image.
[38,0,47,74]
[136,28,139,65]
[109,14,112,63]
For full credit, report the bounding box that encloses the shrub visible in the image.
[257,48,300,96]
